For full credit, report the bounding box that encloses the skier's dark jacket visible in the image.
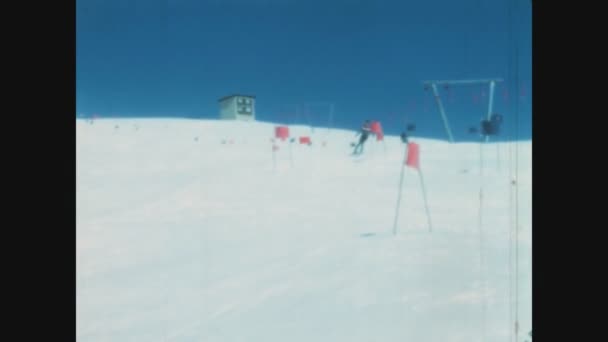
[358,123,372,141]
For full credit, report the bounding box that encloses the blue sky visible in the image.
[77,0,531,141]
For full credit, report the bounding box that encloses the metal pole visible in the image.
[489,81,502,170]
[485,81,496,142]
[422,78,503,144]
[423,78,503,86]
[392,145,408,235]
[478,139,487,342]
[418,170,433,232]
[431,83,454,143]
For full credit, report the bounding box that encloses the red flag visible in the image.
[406,142,420,169]
[275,126,289,141]
[370,121,381,134]
[299,136,311,145]
[370,121,384,141]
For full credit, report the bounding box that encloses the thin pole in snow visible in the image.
[479,139,484,230]
[392,144,408,235]
[418,170,433,232]
[478,137,487,342]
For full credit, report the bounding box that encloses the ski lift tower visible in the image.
[422,78,503,143]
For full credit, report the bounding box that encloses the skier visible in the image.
[352,120,372,155]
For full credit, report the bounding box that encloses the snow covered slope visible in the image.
[77,118,532,342]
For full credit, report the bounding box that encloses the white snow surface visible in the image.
[77,118,532,342]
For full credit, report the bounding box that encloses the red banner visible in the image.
[370,121,384,141]
[406,142,420,169]
[299,136,311,144]
[275,126,289,141]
